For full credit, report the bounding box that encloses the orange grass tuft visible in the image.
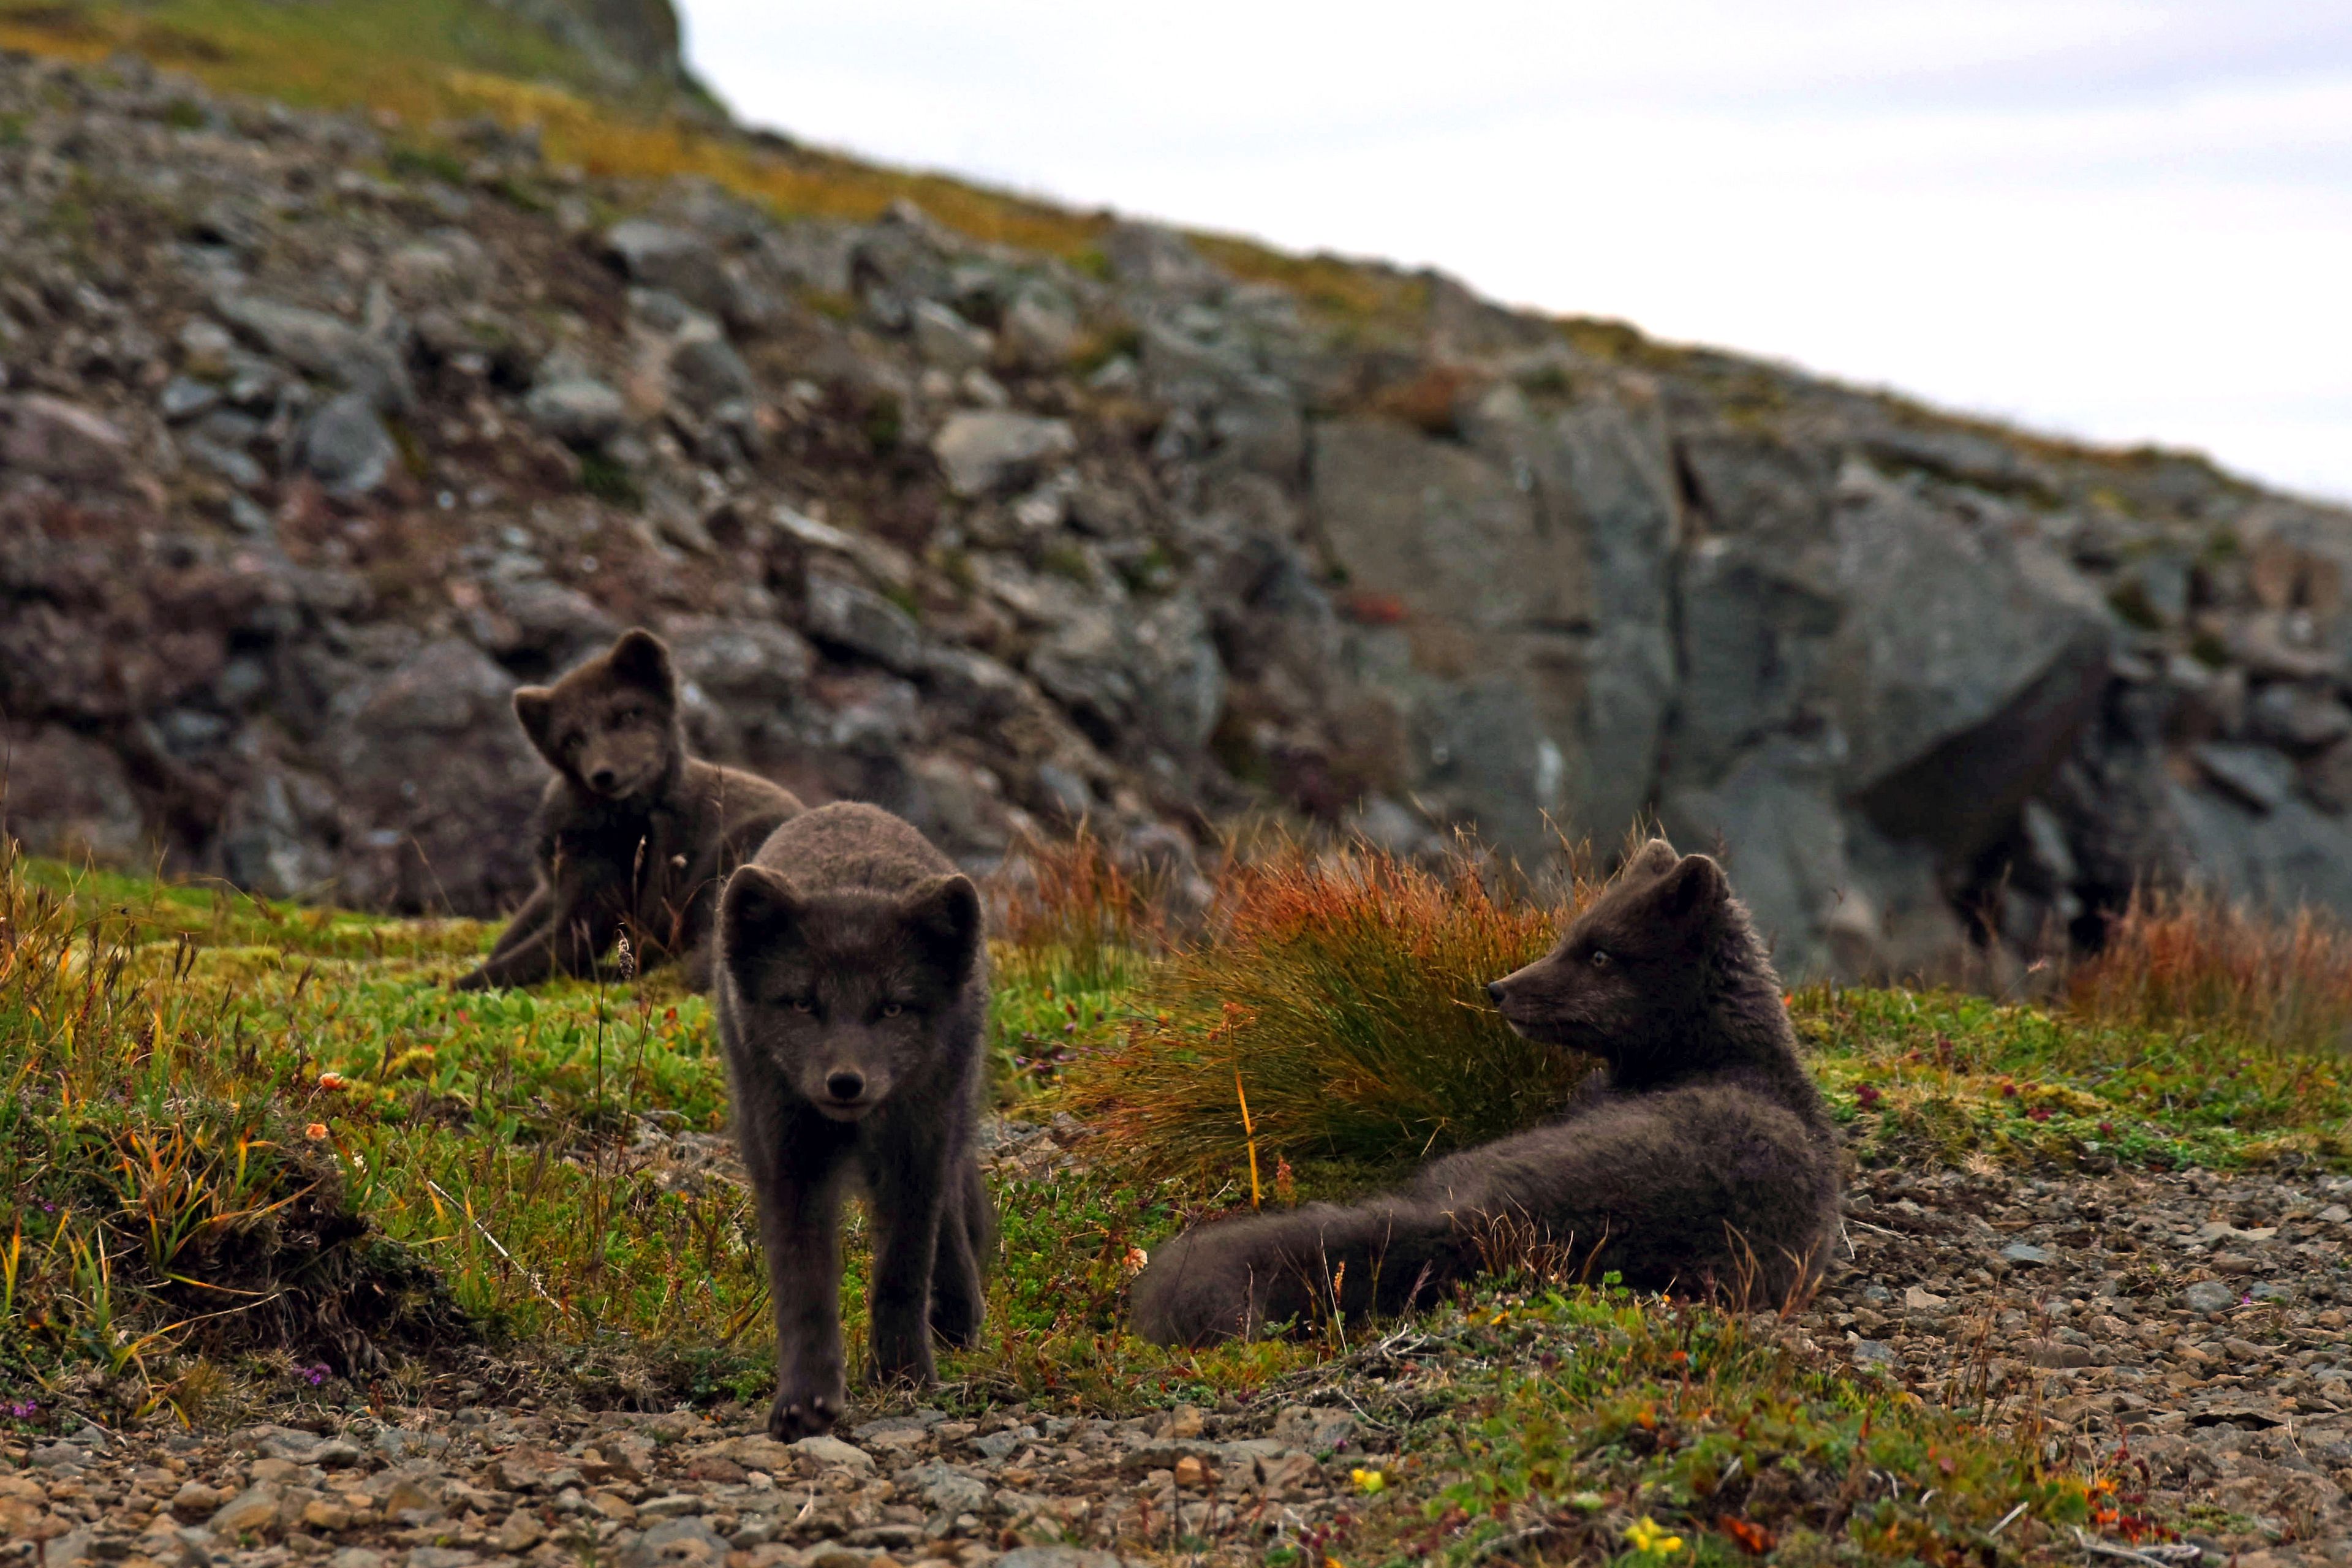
[1057,843,1597,1181]
[2066,883,2352,1054]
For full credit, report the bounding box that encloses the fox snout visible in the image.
[803,1057,888,1120]
[1484,980,1507,1004]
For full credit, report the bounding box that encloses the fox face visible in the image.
[513,628,683,802]
[719,865,983,1121]
[1486,840,1730,1064]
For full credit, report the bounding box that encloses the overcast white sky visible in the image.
[679,2,2352,502]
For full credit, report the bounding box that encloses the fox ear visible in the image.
[607,628,677,699]
[720,865,803,987]
[1623,837,1679,883]
[1649,853,1729,929]
[902,872,983,983]
[513,687,556,757]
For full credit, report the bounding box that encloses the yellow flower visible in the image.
[1625,1516,1684,1555]
[303,1122,330,1141]
[1350,1468,1386,1494]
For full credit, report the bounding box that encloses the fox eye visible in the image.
[790,995,815,1014]
[882,1002,904,1019]
[1589,949,1612,968]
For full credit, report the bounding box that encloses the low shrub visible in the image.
[1057,842,1595,1185]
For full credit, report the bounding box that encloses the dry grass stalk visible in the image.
[2066,884,2352,1053]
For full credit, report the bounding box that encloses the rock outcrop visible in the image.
[4,50,2351,978]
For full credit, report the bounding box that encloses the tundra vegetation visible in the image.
[2,834,2347,1563]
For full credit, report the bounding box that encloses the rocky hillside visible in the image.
[5,39,2352,979]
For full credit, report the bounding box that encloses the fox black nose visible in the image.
[1484,981,1506,1005]
[825,1070,865,1102]
[589,766,619,791]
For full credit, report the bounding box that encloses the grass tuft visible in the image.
[1056,843,1595,1185]
[2067,883,2352,1054]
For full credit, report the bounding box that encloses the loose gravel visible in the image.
[3,1144,2346,1567]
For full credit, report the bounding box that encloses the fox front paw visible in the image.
[766,1381,841,1440]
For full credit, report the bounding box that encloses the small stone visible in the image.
[208,1485,283,1538]
[525,377,627,445]
[159,376,222,421]
[2000,1243,2051,1267]
[171,1482,229,1521]
[2183,1280,2240,1315]
[300,1499,354,1532]
[637,1515,733,1562]
[1162,1405,1204,1441]
[0,393,134,483]
[1171,1455,1209,1490]
[1902,1286,1948,1311]
[496,1512,545,1552]
[792,1434,877,1476]
[637,1493,703,1518]
[994,1551,1122,1568]
[405,1550,478,1568]
[1851,1338,1896,1366]
[2247,1282,2293,1302]
[295,390,398,497]
[685,1452,746,1484]
[1269,1406,1355,1452]
[900,1462,989,1516]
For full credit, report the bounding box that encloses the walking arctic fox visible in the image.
[715,802,996,1438]
[1129,840,1842,1346]
[455,628,801,992]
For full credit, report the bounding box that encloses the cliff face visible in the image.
[4,45,2351,979]
[479,0,697,96]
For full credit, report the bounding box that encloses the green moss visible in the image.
[577,450,641,509]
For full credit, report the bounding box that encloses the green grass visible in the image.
[3,847,2346,1556]
[1810,986,2352,1174]
[1315,1285,2139,1568]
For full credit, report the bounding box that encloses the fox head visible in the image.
[1486,839,1752,1067]
[513,628,684,802]
[718,865,985,1121]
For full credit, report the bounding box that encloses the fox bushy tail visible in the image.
[1129,1197,1472,1347]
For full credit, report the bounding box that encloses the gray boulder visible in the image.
[213,293,411,411]
[804,575,925,674]
[325,639,543,913]
[603,220,733,322]
[524,377,627,446]
[1823,464,2113,858]
[294,392,399,498]
[932,410,1077,497]
[1027,592,1226,756]
[0,725,144,862]
[910,298,994,369]
[1001,285,1081,366]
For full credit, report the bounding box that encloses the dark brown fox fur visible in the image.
[1129,840,1842,1346]
[715,802,996,1438]
[455,628,801,992]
